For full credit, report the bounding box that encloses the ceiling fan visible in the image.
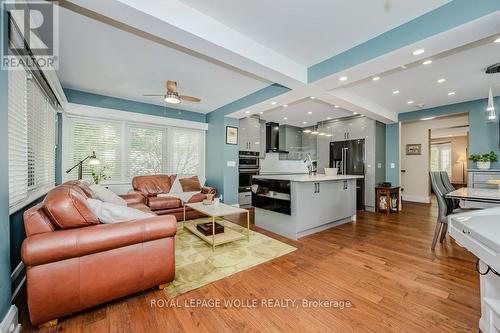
[143,80,201,104]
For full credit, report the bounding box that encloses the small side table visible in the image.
[375,186,400,214]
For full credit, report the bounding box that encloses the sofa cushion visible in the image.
[179,176,202,192]
[127,202,153,213]
[187,193,208,203]
[132,175,175,196]
[62,180,96,199]
[43,185,99,229]
[148,196,181,210]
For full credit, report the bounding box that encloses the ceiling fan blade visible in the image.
[180,95,201,102]
[166,80,177,92]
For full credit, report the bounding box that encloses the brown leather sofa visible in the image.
[21,181,176,327]
[131,175,216,220]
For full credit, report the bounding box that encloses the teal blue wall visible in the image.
[386,96,500,185]
[385,123,400,186]
[308,0,500,82]
[206,84,290,204]
[64,88,207,123]
[0,0,12,319]
[375,121,386,185]
[399,97,500,169]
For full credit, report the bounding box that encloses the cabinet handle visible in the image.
[317,183,320,193]
[343,180,348,190]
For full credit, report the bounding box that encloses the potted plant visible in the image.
[469,151,498,170]
[90,165,109,184]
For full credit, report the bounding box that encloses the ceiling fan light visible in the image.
[165,92,180,104]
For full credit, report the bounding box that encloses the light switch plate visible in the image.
[227,160,236,167]
[377,163,382,168]
[390,163,395,169]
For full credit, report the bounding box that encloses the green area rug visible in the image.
[164,218,296,297]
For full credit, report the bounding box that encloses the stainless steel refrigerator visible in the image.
[329,139,365,210]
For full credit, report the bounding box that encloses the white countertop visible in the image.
[253,174,364,182]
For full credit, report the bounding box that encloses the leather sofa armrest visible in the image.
[120,193,146,205]
[201,186,216,195]
[22,215,177,267]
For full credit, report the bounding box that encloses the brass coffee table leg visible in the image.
[247,211,250,240]
[183,203,186,229]
[212,215,216,251]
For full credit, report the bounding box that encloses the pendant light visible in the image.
[487,87,496,121]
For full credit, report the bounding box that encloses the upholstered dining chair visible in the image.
[429,171,470,250]
[439,171,460,209]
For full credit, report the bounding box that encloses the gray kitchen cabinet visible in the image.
[259,119,266,158]
[279,125,303,160]
[239,117,261,152]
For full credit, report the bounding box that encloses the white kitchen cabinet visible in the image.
[259,119,266,158]
[239,117,261,152]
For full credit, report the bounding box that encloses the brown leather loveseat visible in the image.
[131,174,216,220]
[21,181,177,327]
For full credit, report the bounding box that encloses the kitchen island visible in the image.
[252,174,363,239]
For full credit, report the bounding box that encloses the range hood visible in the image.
[266,122,289,153]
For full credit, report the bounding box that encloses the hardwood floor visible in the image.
[16,200,481,332]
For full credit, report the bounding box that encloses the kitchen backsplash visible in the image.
[260,153,308,174]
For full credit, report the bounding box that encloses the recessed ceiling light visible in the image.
[413,49,425,56]
[353,112,358,115]
[310,96,315,99]
[245,111,250,114]
[393,90,400,94]
[372,76,380,81]
[311,131,319,135]
[407,100,414,104]
[422,60,432,65]
[326,134,332,137]
[448,91,456,96]
[334,105,340,108]
[283,117,288,120]
[437,78,446,83]
[283,104,288,107]
[319,133,326,136]
[327,117,332,120]
[339,76,348,81]
[259,111,263,114]
[303,129,311,133]
[270,101,277,105]
[494,37,500,43]
[308,111,312,115]
[421,117,435,121]
[302,121,307,124]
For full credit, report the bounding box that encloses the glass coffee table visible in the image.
[183,202,250,250]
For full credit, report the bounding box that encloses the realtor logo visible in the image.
[1,0,59,70]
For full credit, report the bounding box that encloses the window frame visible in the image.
[62,105,206,185]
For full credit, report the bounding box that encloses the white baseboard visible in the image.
[0,305,21,333]
[402,194,430,203]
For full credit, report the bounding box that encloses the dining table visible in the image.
[445,187,500,204]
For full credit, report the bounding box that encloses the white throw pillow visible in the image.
[87,198,154,224]
[90,184,127,206]
[169,177,183,194]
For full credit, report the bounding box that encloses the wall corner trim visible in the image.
[0,305,21,333]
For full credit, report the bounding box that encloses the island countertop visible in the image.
[253,174,364,182]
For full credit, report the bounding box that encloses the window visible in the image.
[127,126,165,178]
[8,68,57,213]
[65,116,205,183]
[67,119,122,181]
[431,142,452,176]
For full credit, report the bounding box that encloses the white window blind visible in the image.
[431,142,452,177]
[127,125,165,178]
[168,127,205,176]
[8,68,28,208]
[65,116,206,183]
[8,69,57,213]
[67,118,122,181]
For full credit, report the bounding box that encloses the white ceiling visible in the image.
[259,99,353,127]
[179,0,449,66]
[57,7,269,113]
[345,39,500,113]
